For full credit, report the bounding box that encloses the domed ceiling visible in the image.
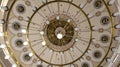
[0,0,120,67]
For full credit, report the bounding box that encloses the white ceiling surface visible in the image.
[117,0,120,53]
[109,0,120,67]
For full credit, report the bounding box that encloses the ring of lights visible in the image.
[27,1,92,65]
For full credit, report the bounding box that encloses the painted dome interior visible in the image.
[0,0,120,67]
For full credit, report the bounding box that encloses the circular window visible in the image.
[15,39,23,47]
[94,0,103,9]
[12,22,21,31]
[100,16,110,25]
[16,4,26,14]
